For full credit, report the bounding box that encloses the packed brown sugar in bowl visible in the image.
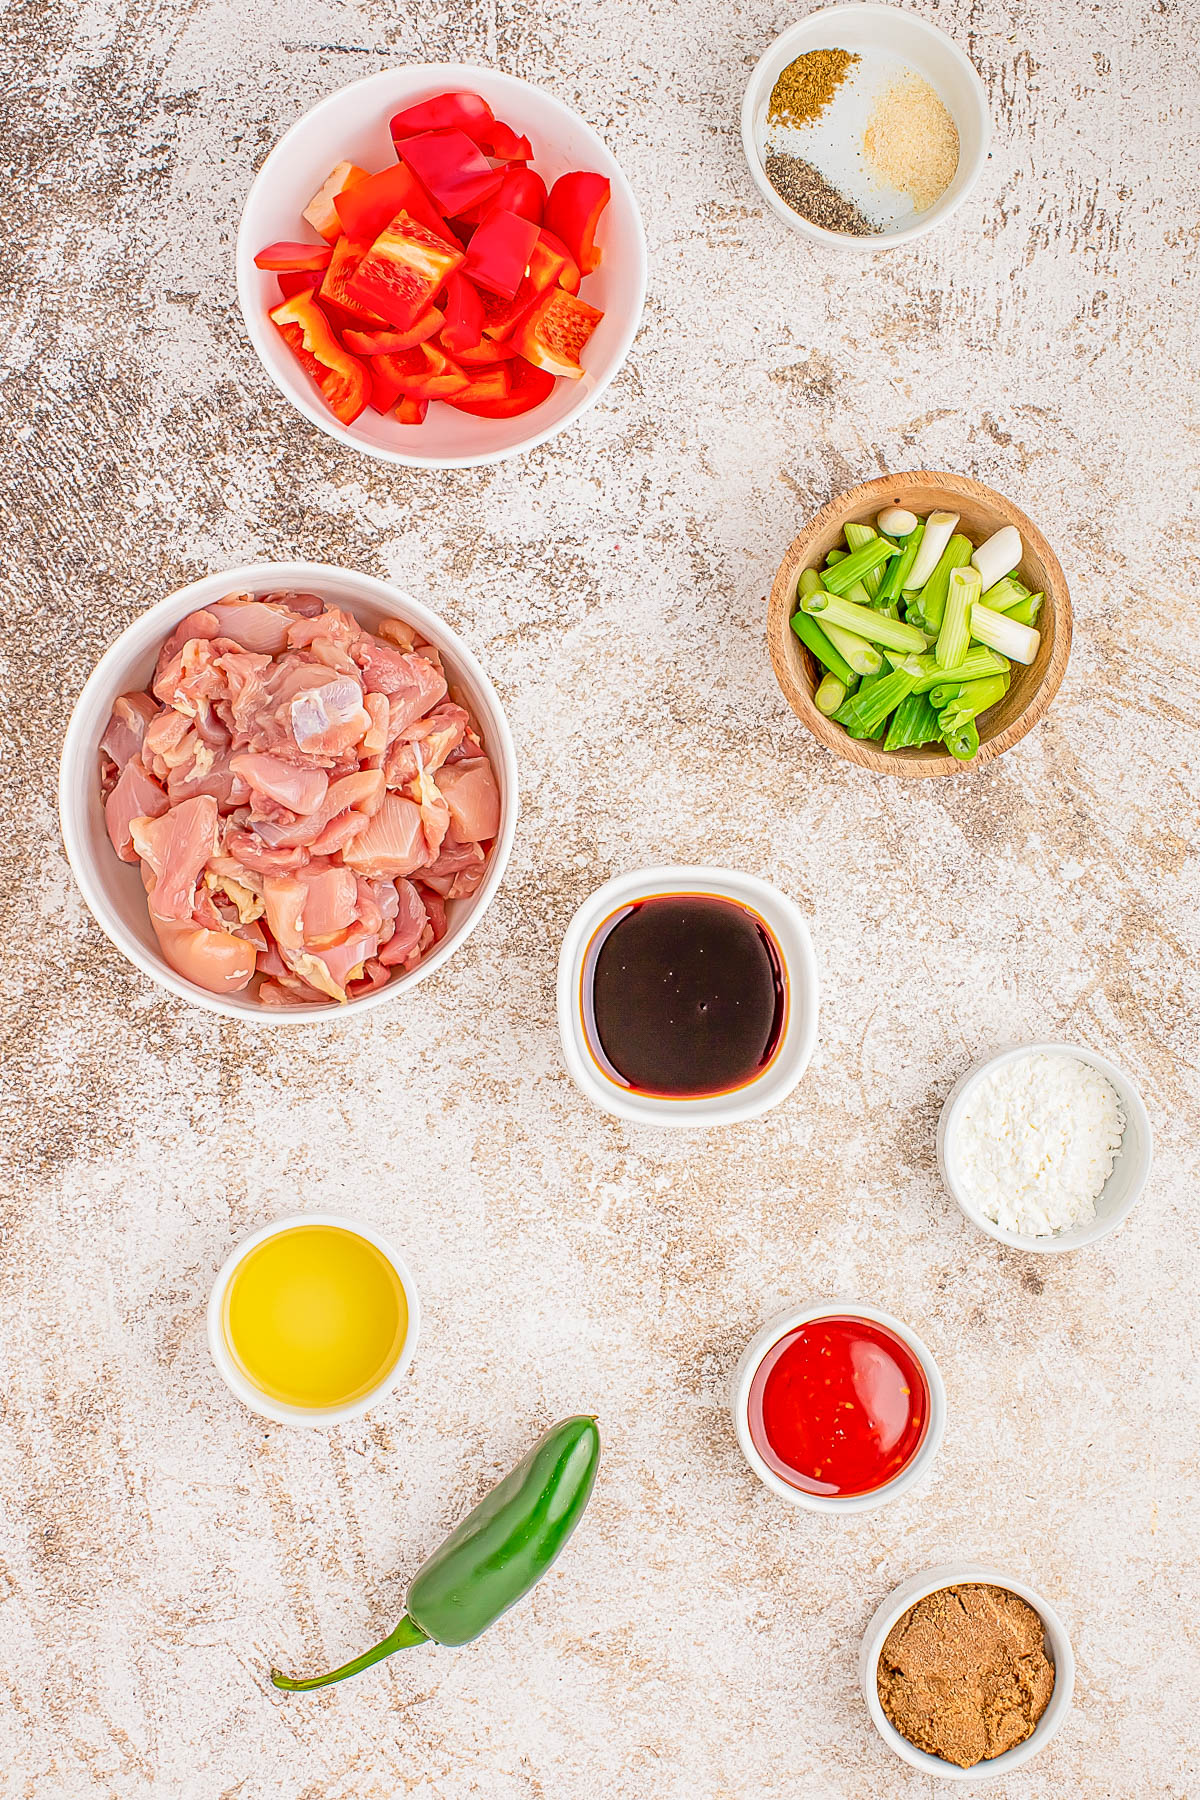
[582,895,786,1098]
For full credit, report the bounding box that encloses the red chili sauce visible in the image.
[747,1315,930,1497]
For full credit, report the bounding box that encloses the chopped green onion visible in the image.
[911,647,1010,693]
[816,537,894,595]
[814,672,850,715]
[927,680,964,711]
[832,664,920,736]
[907,534,973,634]
[935,565,980,668]
[1006,591,1044,628]
[971,525,1022,591]
[824,548,848,565]
[844,523,890,598]
[937,673,1010,734]
[883,691,941,751]
[822,619,884,676]
[790,610,857,685]
[800,589,930,653]
[876,519,925,605]
[904,511,959,590]
[941,717,981,761]
[980,573,1031,613]
[970,602,1041,665]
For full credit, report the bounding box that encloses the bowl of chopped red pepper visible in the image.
[237,67,647,466]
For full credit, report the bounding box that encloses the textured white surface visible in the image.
[2,0,1199,1795]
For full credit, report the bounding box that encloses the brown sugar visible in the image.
[876,1584,1055,1769]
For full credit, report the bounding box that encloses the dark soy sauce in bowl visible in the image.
[582,893,787,1098]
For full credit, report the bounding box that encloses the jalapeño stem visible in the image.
[270,1613,430,1691]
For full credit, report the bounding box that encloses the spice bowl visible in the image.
[731,1301,945,1514]
[766,470,1072,778]
[555,866,818,1128]
[742,4,990,250]
[860,1562,1075,1780]
[938,1041,1154,1253]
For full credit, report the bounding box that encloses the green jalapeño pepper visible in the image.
[271,1415,600,1691]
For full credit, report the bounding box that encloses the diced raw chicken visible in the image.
[230,752,328,814]
[147,908,257,993]
[378,879,429,966]
[435,757,500,842]
[205,599,295,655]
[105,761,168,862]
[290,674,371,757]
[341,793,429,877]
[420,834,487,899]
[101,692,159,771]
[131,796,219,922]
[299,865,358,939]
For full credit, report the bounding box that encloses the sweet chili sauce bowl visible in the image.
[766,470,1072,778]
[58,561,518,1024]
[860,1561,1075,1780]
[236,64,647,468]
[732,1302,946,1514]
[555,866,819,1128]
[207,1213,421,1428]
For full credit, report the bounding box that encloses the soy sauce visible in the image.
[583,894,786,1098]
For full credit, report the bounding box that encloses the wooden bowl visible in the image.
[766,471,1072,778]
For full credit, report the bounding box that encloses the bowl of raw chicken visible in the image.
[59,563,518,1022]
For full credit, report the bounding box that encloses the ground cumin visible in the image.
[877,1584,1055,1769]
[767,49,860,129]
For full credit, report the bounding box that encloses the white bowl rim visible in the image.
[741,3,992,252]
[555,864,819,1128]
[235,62,648,468]
[206,1211,421,1427]
[860,1559,1076,1780]
[731,1299,946,1513]
[937,1039,1154,1253]
[58,560,519,1025]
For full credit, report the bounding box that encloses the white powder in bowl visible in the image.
[953,1051,1126,1236]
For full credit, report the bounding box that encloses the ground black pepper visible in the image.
[763,152,877,236]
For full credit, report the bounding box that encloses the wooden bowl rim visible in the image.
[766,470,1073,779]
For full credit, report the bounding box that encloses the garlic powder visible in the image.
[953,1052,1126,1236]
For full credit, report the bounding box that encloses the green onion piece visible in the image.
[798,568,822,598]
[906,534,973,634]
[876,519,925,605]
[824,548,848,565]
[801,589,929,653]
[911,647,1010,693]
[903,511,959,590]
[821,619,884,676]
[814,672,850,715]
[980,573,1031,613]
[936,565,980,668]
[970,602,1041,665]
[937,673,1010,733]
[928,681,964,711]
[883,691,941,751]
[832,665,920,736]
[941,716,981,761]
[844,521,898,593]
[790,610,856,685]
[817,536,894,595]
[1006,591,1044,628]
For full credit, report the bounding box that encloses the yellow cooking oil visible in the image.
[224,1225,408,1410]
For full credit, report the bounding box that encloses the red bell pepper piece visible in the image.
[368,357,407,414]
[454,337,515,366]
[318,234,387,324]
[347,211,464,329]
[254,240,334,272]
[448,365,511,405]
[341,309,445,354]
[395,395,429,425]
[390,91,495,151]
[454,166,547,228]
[334,162,447,244]
[440,271,485,353]
[388,341,471,400]
[479,120,533,162]
[511,287,603,380]
[479,229,580,339]
[302,162,370,242]
[269,287,370,424]
[276,268,320,298]
[463,208,540,299]
[447,356,556,418]
[398,130,504,217]
[543,171,611,276]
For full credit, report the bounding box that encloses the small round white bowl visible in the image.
[58,561,518,1024]
[861,1561,1075,1780]
[207,1212,420,1427]
[556,866,819,1128]
[732,1301,945,1514]
[236,64,648,467]
[742,4,991,251]
[937,1041,1153,1253]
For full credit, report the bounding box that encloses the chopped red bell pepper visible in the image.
[543,171,611,276]
[447,356,556,417]
[346,210,464,329]
[334,161,447,244]
[275,268,321,298]
[390,91,495,150]
[254,241,334,272]
[440,271,485,353]
[302,162,370,242]
[398,130,504,217]
[463,208,540,299]
[455,337,516,366]
[368,356,408,414]
[455,165,547,228]
[395,395,429,425]
[319,234,387,324]
[342,310,445,354]
[479,120,533,162]
[511,287,603,379]
[388,341,471,399]
[269,287,370,424]
[479,228,580,338]
[448,365,512,405]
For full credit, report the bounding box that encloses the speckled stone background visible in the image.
[2,0,1198,1794]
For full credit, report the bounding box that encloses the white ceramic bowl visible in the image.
[207,1212,420,1427]
[937,1041,1153,1253]
[556,866,818,1127]
[59,561,518,1024]
[732,1301,945,1514]
[236,64,648,466]
[742,4,991,250]
[861,1561,1075,1780]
